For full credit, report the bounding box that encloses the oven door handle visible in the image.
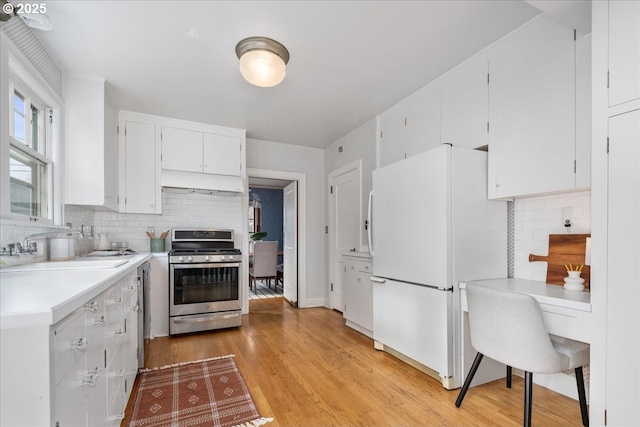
[173,313,241,323]
[171,262,241,269]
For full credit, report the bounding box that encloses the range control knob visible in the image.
[187,256,193,262]
[227,255,235,261]
[204,256,210,262]
[220,255,226,261]
[178,256,184,262]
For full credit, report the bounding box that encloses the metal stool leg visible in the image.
[524,371,533,427]
[456,352,484,408]
[575,367,589,427]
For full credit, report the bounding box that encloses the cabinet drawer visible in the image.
[54,309,87,385]
[121,272,138,301]
[357,261,372,273]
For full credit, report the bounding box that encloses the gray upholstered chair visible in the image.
[249,241,278,293]
[456,283,590,427]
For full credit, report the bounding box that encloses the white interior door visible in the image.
[330,167,360,312]
[283,181,298,305]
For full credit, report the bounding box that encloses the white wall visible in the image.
[246,138,325,305]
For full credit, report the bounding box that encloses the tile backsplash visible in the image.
[86,189,244,252]
[513,190,591,281]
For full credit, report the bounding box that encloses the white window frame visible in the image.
[1,33,63,226]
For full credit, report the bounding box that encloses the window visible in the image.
[8,79,53,220]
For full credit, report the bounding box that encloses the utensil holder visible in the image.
[150,238,165,253]
[564,271,585,291]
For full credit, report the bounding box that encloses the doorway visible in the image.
[247,168,306,310]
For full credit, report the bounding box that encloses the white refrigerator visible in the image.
[368,144,507,389]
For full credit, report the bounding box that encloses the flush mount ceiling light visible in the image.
[235,37,290,88]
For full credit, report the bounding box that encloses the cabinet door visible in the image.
[606,109,640,426]
[380,93,441,168]
[55,354,88,427]
[491,22,575,198]
[124,121,159,214]
[203,133,242,176]
[380,113,406,167]
[124,291,139,402]
[85,295,108,427]
[442,62,489,149]
[343,259,358,322]
[355,269,373,332]
[404,92,441,158]
[103,97,119,211]
[161,126,203,173]
[608,1,640,107]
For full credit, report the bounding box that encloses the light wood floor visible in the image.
[128,298,586,426]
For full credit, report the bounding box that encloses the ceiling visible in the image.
[26,1,548,149]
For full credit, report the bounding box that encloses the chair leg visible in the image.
[575,367,589,427]
[456,352,484,408]
[524,371,533,427]
[507,365,513,388]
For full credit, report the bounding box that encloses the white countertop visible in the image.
[0,253,152,330]
[342,251,372,259]
[459,278,591,312]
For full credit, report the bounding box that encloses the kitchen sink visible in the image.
[0,259,129,272]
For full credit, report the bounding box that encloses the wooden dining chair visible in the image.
[248,241,278,293]
[456,283,590,427]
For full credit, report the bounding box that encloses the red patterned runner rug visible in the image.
[127,355,273,427]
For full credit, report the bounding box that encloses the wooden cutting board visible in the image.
[528,234,591,289]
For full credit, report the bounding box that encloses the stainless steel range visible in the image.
[169,229,242,335]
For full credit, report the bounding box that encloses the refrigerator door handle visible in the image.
[370,276,386,284]
[367,190,374,256]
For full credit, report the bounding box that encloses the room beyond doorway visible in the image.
[247,168,306,308]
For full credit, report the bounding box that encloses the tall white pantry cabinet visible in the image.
[591,1,640,426]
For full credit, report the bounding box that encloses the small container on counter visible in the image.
[150,238,165,253]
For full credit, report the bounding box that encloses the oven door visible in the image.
[170,262,241,316]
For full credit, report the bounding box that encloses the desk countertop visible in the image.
[459,278,591,312]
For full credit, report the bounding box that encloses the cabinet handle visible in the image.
[112,413,125,421]
[108,297,123,305]
[89,367,102,376]
[94,316,106,325]
[116,369,125,377]
[72,338,87,351]
[115,329,125,336]
[82,374,98,387]
[85,301,98,312]
[132,304,140,313]
[125,285,135,291]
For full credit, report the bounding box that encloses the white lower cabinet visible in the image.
[52,270,138,426]
[343,256,373,337]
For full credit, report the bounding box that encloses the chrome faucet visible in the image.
[18,229,85,255]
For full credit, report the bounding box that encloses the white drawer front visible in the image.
[358,261,372,273]
[121,272,138,301]
[54,310,87,385]
[107,345,125,419]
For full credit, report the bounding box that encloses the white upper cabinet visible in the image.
[203,132,242,177]
[379,91,440,167]
[489,20,579,199]
[120,117,161,214]
[441,62,489,149]
[608,0,640,107]
[64,76,119,211]
[161,127,242,177]
[161,126,203,173]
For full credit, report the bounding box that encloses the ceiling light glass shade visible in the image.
[236,37,289,88]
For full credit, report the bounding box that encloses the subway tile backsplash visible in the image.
[513,190,591,281]
[67,188,243,253]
